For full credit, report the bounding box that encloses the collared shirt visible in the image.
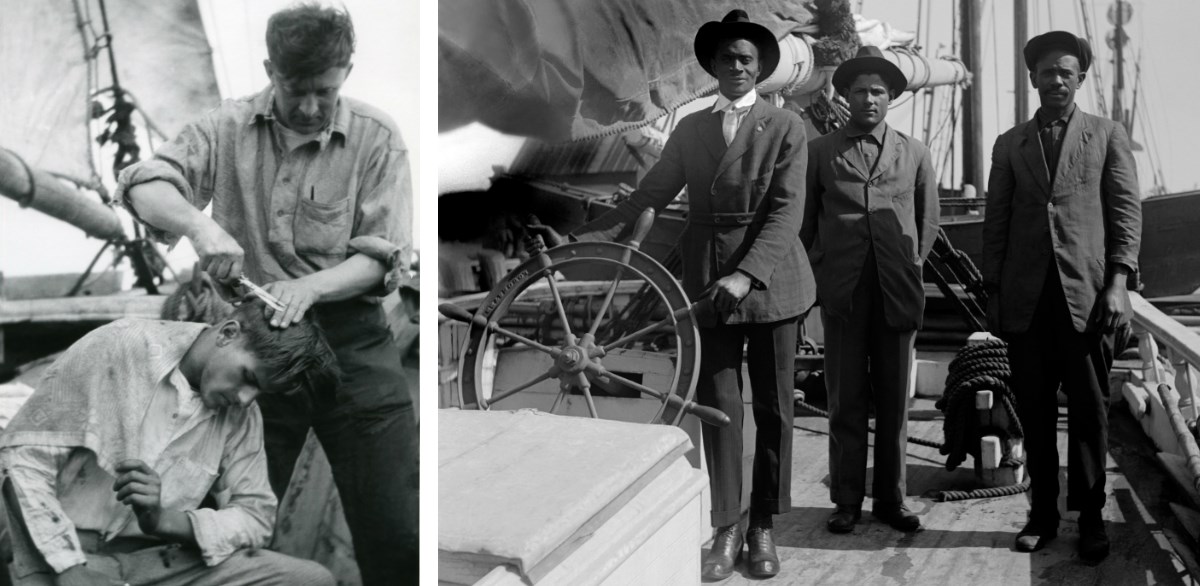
[0,320,276,573]
[712,90,758,146]
[1036,103,1076,181]
[844,122,888,178]
[116,88,412,296]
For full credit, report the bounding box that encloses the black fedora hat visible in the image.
[1023,30,1092,72]
[832,45,908,94]
[694,10,780,82]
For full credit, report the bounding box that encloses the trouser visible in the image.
[824,252,916,506]
[258,298,419,586]
[696,317,798,528]
[1007,266,1113,521]
[13,532,333,586]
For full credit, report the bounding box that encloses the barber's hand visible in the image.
[113,460,164,536]
[188,220,244,282]
[1094,282,1129,333]
[262,279,321,328]
[710,272,753,314]
[56,564,125,586]
[525,216,566,249]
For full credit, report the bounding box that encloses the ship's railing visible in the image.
[1121,293,1200,509]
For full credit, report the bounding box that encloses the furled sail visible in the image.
[0,0,220,187]
[439,0,816,143]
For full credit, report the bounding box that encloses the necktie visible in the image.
[722,105,748,146]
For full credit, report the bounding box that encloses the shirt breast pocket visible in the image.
[294,197,352,257]
[160,457,218,511]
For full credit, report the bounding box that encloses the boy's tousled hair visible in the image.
[266,2,355,79]
[232,300,340,398]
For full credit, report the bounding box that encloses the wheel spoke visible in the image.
[534,254,576,342]
[483,322,563,359]
[585,264,628,339]
[487,367,561,405]
[583,363,666,401]
[598,305,688,354]
[577,378,600,418]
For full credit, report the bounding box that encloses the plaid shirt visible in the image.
[0,320,276,573]
[116,88,412,296]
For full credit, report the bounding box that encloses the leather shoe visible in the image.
[701,524,743,582]
[1014,518,1058,552]
[827,504,862,534]
[1078,516,1109,562]
[873,502,921,532]
[746,526,780,578]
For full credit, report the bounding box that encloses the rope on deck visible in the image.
[934,477,1030,502]
[794,400,945,450]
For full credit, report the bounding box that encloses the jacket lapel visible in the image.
[714,101,768,179]
[1018,120,1052,198]
[835,129,870,181]
[700,109,726,164]
[868,124,902,181]
[1051,111,1091,194]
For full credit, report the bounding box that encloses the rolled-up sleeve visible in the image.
[350,137,413,296]
[0,446,87,574]
[114,111,219,246]
[186,406,276,566]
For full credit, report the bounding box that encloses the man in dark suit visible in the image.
[535,9,812,580]
[801,46,940,535]
[983,31,1141,562]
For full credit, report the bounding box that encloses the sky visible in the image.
[0,0,419,277]
[439,0,1200,197]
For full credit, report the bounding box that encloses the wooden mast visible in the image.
[1013,0,1029,124]
[959,0,984,193]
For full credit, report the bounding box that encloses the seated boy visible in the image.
[0,300,339,586]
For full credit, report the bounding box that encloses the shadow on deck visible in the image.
[715,399,1198,585]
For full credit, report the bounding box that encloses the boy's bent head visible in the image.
[186,300,340,409]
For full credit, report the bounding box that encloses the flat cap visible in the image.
[1024,30,1092,72]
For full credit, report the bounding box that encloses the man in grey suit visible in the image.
[802,45,940,536]
[536,9,813,580]
[983,31,1141,562]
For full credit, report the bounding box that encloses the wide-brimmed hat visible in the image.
[832,45,908,94]
[693,10,780,82]
[1023,30,1092,72]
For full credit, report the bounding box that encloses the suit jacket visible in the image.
[801,124,940,330]
[574,98,814,325]
[983,109,1141,334]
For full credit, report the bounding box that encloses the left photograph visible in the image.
[0,1,419,585]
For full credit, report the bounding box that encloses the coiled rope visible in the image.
[935,339,1024,472]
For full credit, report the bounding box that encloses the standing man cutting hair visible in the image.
[533,9,813,580]
[116,4,416,584]
[984,30,1141,562]
[802,45,940,536]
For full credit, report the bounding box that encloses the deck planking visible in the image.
[713,399,1198,585]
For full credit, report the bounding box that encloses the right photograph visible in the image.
[437,1,1199,584]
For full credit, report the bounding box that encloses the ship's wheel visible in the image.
[439,208,727,427]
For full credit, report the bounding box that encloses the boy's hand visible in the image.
[113,460,163,535]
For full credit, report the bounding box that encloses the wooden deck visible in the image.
[713,399,1199,585]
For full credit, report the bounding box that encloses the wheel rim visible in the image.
[456,240,700,425]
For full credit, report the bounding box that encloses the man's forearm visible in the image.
[297,253,387,302]
[153,509,198,547]
[127,180,214,239]
[1107,263,1130,289]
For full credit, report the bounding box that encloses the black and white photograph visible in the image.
[437,0,1200,584]
[0,1,419,584]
